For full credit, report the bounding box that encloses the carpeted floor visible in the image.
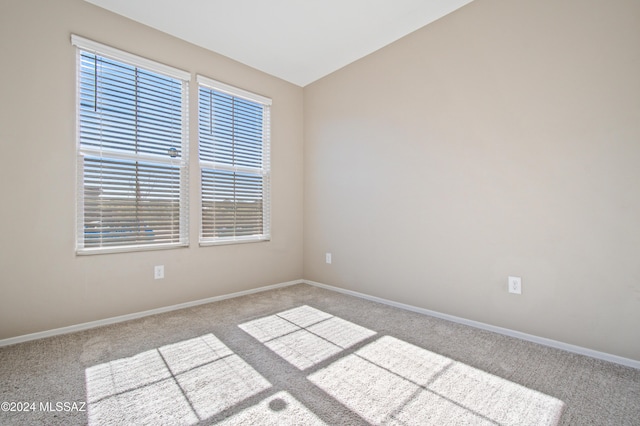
[0,283,638,425]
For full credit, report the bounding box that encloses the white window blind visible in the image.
[197,75,271,245]
[73,35,190,254]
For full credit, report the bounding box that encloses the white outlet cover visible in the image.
[154,265,164,279]
[508,276,521,294]
[325,253,332,264]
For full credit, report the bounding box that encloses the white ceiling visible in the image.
[84,0,474,87]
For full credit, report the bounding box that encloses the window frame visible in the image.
[197,75,272,246]
[72,35,191,255]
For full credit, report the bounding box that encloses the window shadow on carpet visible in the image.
[84,305,564,425]
[84,333,323,425]
[240,305,565,425]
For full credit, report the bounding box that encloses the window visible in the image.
[197,76,271,245]
[73,36,190,254]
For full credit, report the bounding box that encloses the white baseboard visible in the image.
[0,279,303,348]
[304,280,640,370]
[4,278,638,370]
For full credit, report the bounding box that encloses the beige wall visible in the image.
[0,0,304,338]
[304,0,640,361]
[1,0,638,363]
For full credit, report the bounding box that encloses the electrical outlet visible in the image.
[154,265,164,280]
[508,276,521,294]
[325,253,332,264]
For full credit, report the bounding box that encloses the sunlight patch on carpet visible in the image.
[239,305,376,370]
[217,391,326,425]
[263,329,343,370]
[158,333,233,374]
[308,336,565,425]
[85,333,271,425]
[277,305,334,327]
[176,354,271,420]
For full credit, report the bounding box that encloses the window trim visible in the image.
[71,35,191,81]
[197,75,272,246]
[72,35,190,255]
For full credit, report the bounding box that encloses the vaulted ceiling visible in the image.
[84,0,474,86]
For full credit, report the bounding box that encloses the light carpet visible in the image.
[0,284,638,425]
